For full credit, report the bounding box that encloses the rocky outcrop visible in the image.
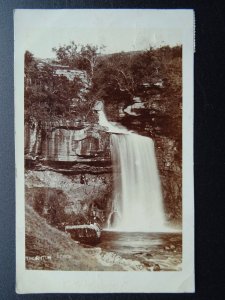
[65,224,101,245]
[25,170,113,229]
[154,136,182,222]
[25,121,111,162]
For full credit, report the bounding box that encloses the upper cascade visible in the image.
[94,100,167,232]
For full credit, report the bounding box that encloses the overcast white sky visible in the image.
[15,9,183,59]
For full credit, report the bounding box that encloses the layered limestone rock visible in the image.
[25,120,113,230]
[25,121,111,162]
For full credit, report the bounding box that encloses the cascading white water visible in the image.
[97,105,166,232]
[98,110,128,134]
[110,134,165,231]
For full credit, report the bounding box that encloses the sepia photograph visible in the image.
[15,9,194,293]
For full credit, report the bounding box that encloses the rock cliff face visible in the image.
[25,103,182,226]
[155,137,182,223]
[25,170,113,229]
[25,120,113,230]
[25,120,111,162]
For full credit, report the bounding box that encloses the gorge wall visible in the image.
[25,120,111,163]
[25,109,182,228]
[25,120,114,230]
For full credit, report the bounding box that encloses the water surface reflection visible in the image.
[98,231,182,271]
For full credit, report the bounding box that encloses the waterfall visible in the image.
[98,110,128,134]
[110,134,165,231]
[97,104,166,232]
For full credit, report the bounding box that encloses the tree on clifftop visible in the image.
[24,51,85,122]
[52,42,105,84]
[91,48,163,108]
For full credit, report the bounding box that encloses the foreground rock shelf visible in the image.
[65,224,101,245]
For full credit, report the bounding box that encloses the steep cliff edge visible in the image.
[25,121,111,162]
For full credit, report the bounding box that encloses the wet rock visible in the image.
[143,261,153,268]
[170,244,176,250]
[134,252,145,256]
[135,252,152,258]
[65,224,101,245]
[96,251,144,271]
[146,253,153,258]
[153,264,161,271]
[164,244,176,251]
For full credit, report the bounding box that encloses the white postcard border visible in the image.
[15,9,194,293]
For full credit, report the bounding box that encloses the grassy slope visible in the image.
[25,204,123,271]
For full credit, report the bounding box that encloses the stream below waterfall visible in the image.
[98,231,182,271]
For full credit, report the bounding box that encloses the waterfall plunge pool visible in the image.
[96,230,182,271]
